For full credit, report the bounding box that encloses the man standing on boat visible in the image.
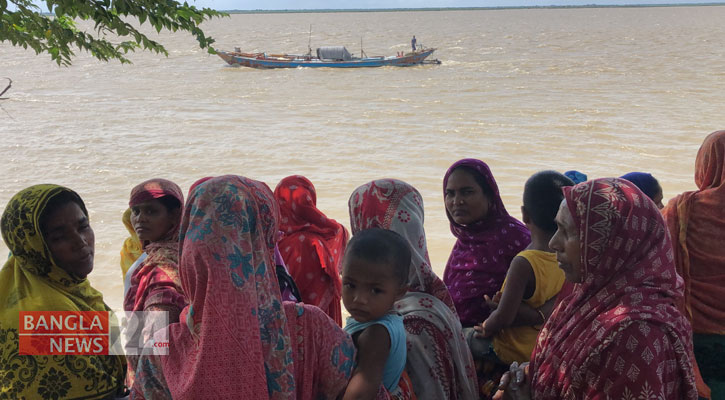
[411,35,417,52]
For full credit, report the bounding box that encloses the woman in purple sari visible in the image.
[443,159,530,327]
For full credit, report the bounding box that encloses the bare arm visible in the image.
[343,324,390,400]
[509,296,556,327]
[477,256,535,337]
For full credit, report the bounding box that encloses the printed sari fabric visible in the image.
[134,175,359,399]
[120,207,142,279]
[123,179,187,387]
[0,184,126,399]
[274,175,348,325]
[530,178,698,400]
[123,179,186,316]
[284,301,355,400]
[663,130,725,399]
[160,176,294,399]
[349,179,478,400]
[662,131,725,335]
[443,159,530,327]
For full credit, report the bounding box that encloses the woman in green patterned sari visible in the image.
[0,184,126,399]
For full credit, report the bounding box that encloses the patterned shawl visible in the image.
[120,208,142,279]
[530,178,697,399]
[159,175,295,399]
[123,179,186,316]
[443,159,530,326]
[349,179,478,400]
[0,184,126,399]
[274,175,347,325]
[284,301,355,400]
[662,130,725,335]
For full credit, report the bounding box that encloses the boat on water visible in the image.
[216,46,440,69]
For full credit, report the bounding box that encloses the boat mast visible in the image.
[308,24,312,57]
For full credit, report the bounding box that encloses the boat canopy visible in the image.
[316,46,352,61]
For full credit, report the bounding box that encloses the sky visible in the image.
[190,0,721,10]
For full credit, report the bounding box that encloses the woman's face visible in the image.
[42,201,95,278]
[549,200,582,283]
[131,198,178,242]
[445,168,491,225]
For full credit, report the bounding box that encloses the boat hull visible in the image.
[217,49,437,69]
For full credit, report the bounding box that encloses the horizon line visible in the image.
[217,2,725,13]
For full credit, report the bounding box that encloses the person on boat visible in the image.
[0,184,127,398]
[349,179,478,400]
[123,179,186,385]
[411,35,417,51]
[274,175,347,325]
[620,171,664,208]
[132,175,355,400]
[443,158,531,328]
[663,130,725,399]
[495,178,698,400]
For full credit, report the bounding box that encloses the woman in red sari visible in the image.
[496,178,697,399]
[123,178,186,386]
[274,175,348,325]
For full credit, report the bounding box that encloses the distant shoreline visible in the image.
[222,3,725,14]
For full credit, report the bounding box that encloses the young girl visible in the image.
[123,178,186,385]
[342,228,410,400]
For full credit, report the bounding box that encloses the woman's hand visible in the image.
[493,362,531,400]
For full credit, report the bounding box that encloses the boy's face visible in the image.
[341,255,406,323]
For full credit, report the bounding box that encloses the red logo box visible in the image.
[19,311,110,355]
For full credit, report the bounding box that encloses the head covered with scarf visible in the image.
[156,175,294,399]
[274,175,347,324]
[123,179,186,315]
[663,130,725,335]
[143,175,355,400]
[120,208,142,279]
[0,184,126,399]
[349,179,478,400]
[442,159,530,326]
[531,178,697,399]
[564,170,588,184]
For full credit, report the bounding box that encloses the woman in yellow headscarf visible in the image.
[0,184,126,399]
[120,208,143,279]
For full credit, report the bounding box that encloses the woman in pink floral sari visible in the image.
[132,175,355,400]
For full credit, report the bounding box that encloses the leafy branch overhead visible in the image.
[0,0,228,66]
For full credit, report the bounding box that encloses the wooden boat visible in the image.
[216,46,440,69]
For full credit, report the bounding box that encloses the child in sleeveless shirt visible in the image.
[342,228,410,400]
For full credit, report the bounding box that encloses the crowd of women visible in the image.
[0,130,722,400]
